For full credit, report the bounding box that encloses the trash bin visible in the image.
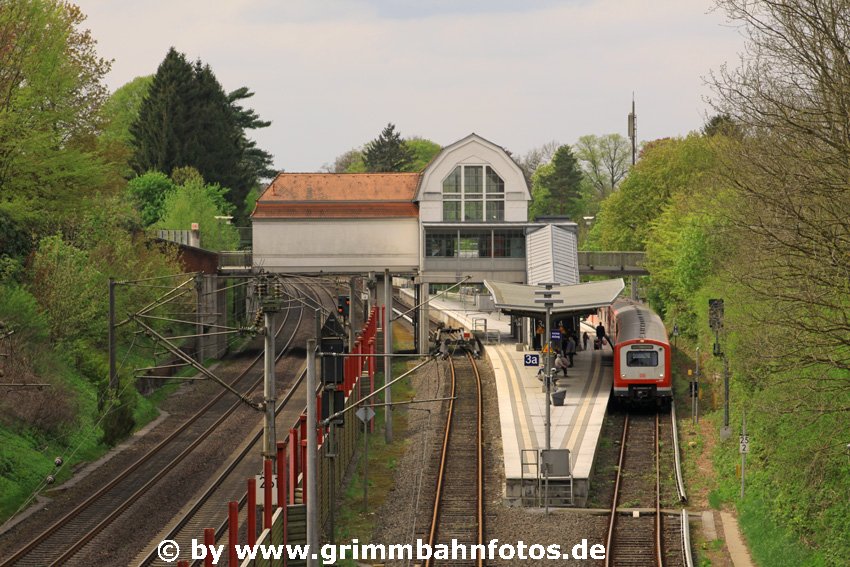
[551,389,567,406]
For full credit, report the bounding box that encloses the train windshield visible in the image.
[626,350,658,367]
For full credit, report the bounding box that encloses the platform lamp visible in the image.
[534,284,563,452]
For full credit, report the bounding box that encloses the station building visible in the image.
[251,133,581,349]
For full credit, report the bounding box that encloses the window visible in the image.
[626,351,658,367]
[441,165,505,222]
[425,231,458,257]
[493,229,525,258]
[459,230,492,258]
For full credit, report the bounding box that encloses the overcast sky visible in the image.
[76,0,744,173]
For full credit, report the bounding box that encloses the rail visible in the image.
[681,509,694,567]
[1,282,307,566]
[671,403,688,503]
[425,352,484,567]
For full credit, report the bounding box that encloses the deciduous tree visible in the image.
[574,134,631,199]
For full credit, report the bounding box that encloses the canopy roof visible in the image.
[483,278,625,316]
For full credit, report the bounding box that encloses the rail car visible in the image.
[602,300,672,406]
[429,323,481,358]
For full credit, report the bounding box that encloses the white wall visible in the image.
[253,218,420,273]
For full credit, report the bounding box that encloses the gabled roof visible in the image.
[252,172,421,219]
[416,133,530,202]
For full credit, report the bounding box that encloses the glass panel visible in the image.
[486,200,504,221]
[464,200,483,221]
[464,165,484,195]
[626,351,659,367]
[425,231,458,257]
[443,201,460,221]
[459,230,492,258]
[493,229,525,258]
[485,166,504,194]
[442,166,461,194]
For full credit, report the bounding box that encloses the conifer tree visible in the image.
[363,123,414,172]
[130,48,272,213]
[537,145,583,216]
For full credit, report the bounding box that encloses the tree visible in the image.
[228,87,275,182]
[588,135,718,251]
[708,0,850,386]
[0,0,112,229]
[130,48,273,213]
[363,123,414,172]
[125,171,175,226]
[534,145,584,217]
[155,175,239,251]
[574,134,631,199]
[513,140,560,183]
[404,137,441,171]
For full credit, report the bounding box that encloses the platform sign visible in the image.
[550,330,561,341]
[524,354,540,367]
[255,474,278,506]
[739,434,750,454]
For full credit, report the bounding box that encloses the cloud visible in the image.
[77,0,743,171]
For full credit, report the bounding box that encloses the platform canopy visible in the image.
[483,278,625,316]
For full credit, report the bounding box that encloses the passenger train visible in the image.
[601,300,672,406]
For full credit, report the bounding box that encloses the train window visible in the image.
[627,350,658,367]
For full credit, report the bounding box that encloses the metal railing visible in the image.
[218,251,253,270]
[156,229,192,246]
[577,251,648,275]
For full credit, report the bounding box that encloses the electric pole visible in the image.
[628,94,637,166]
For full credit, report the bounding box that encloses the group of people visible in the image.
[535,319,610,378]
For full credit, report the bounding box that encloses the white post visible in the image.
[306,338,319,565]
[383,269,393,443]
[263,310,276,459]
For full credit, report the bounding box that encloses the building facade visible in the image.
[251,133,578,286]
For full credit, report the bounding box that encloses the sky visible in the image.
[76,0,744,173]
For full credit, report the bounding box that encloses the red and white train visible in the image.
[600,300,672,406]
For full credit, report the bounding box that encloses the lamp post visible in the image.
[534,284,563,451]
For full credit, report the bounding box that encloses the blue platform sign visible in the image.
[524,354,540,367]
[550,330,561,341]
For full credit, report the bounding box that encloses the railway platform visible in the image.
[416,291,611,507]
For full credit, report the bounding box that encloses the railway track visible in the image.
[425,351,483,567]
[605,411,691,567]
[1,280,333,567]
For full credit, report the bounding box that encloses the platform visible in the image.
[414,290,611,507]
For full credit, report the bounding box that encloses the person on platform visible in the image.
[582,331,590,351]
[566,334,577,367]
[554,350,569,377]
[596,322,606,347]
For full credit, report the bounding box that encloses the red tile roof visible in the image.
[258,172,421,202]
[253,172,421,219]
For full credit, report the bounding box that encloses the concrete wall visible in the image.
[252,218,419,273]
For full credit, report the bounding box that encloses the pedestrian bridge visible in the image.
[577,251,648,276]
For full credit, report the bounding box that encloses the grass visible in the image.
[332,323,418,565]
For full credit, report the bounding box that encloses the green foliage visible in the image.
[363,123,414,172]
[0,0,112,226]
[574,133,631,199]
[30,236,103,343]
[101,76,153,147]
[404,137,441,171]
[534,145,584,218]
[126,171,176,226]
[156,177,239,251]
[130,48,273,213]
[591,134,718,251]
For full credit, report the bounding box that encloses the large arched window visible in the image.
[442,165,505,221]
